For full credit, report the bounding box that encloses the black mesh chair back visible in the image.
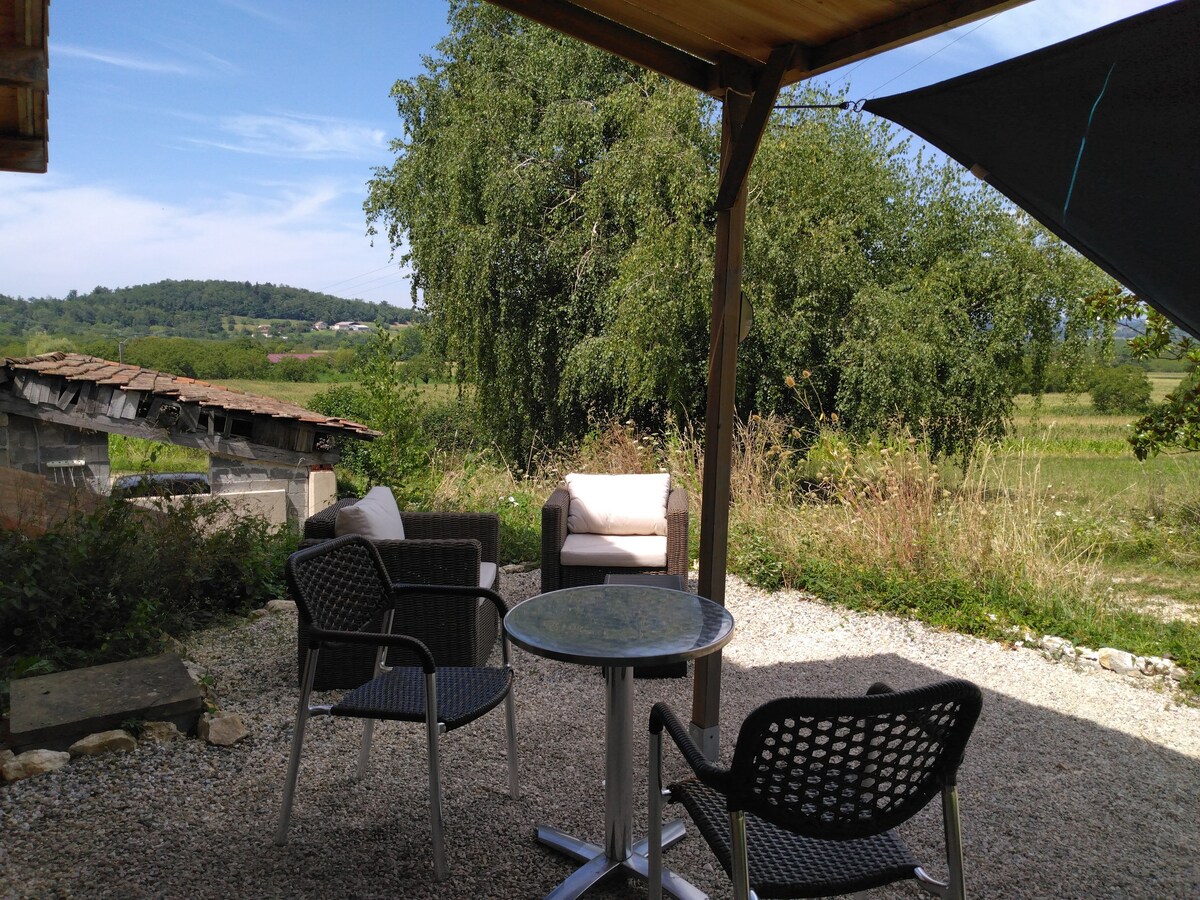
[286,532,390,635]
[275,534,519,882]
[728,680,981,839]
[648,679,983,900]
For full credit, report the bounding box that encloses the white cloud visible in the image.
[54,44,200,76]
[0,175,411,306]
[195,113,388,159]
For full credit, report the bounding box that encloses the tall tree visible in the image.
[367,2,1108,462]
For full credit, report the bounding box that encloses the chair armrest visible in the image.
[649,701,732,792]
[305,625,436,672]
[303,497,358,540]
[540,487,570,592]
[401,511,500,563]
[665,487,689,576]
[866,681,895,695]
[372,538,483,585]
[391,583,508,619]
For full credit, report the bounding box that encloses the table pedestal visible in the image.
[535,665,705,900]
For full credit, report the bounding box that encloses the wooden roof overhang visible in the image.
[0,0,49,173]
[486,0,1030,749]
[0,353,378,468]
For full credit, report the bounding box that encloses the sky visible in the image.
[0,0,1172,308]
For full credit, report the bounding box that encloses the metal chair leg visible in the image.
[943,783,966,900]
[356,719,376,779]
[729,809,751,900]
[424,672,448,881]
[648,729,664,900]
[504,687,520,799]
[275,649,319,846]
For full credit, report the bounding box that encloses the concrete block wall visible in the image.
[0,412,110,494]
[208,456,311,527]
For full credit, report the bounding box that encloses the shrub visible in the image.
[1089,365,1152,414]
[0,497,297,691]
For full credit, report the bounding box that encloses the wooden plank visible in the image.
[0,134,47,173]
[487,0,719,94]
[55,382,79,410]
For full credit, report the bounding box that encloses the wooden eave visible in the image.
[488,0,1028,95]
[0,0,49,173]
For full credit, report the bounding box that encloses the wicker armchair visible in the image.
[540,475,689,593]
[648,679,984,900]
[297,496,501,689]
[277,535,518,881]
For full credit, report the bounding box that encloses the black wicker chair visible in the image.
[298,497,501,689]
[647,679,983,900]
[276,535,519,881]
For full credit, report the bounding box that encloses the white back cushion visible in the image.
[565,473,670,536]
[334,486,406,541]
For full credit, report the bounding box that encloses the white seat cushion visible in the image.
[478,561,497,589]
[560,533,668,568]
[334,486,405,541]
[565,472,670,536]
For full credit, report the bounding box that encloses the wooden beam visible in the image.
[0,396,341,466]
[0,48,48,88]
[485,0,719,94]
[0,135,47,173]
[794,0,1029,81]
[714,43,796,210]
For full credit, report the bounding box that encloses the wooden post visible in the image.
[692,50,791,760]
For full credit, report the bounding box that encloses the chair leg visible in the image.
[648,730,665,900]
[942,784,966,900]
[356,719,377,779]
[504,687,520,799]
[275,649,319,846]
[729,809,751,900]
[424,672,448,881]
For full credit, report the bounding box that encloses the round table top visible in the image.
[504,584,735,667]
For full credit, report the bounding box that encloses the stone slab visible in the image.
[7,653,203,752]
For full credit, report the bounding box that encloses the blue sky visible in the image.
[0,0,1170,307]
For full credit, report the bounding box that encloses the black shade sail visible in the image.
[864,0,1200,337]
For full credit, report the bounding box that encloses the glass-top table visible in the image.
[505,584,735,899]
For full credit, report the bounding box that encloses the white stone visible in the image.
[1077,646,1098,661]
[183,660,209,683]
[199,713,248,746]
[2,749,71,782]
[1041,636,1073,658]
[141,721,182,743]
[1098,647,1139,675]
[501,564,525,574]
[69,729,137,756]
[266,598,296,613]
[1169,666,1187,682]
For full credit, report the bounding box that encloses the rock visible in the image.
[2,749,71,782]
[141,721,183,743]
[266,599,296,613]
[199,713,248,746]
[1076,646,1099,661]
[248,608,269,620]
[501,564,526,574]
[1098,647,1139,675]
[1041,636,1073,659]
[1169,666,1187,682]
[183,660,209,683]
[69,729,137,756]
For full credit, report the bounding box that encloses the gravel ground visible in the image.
[3,571,1198,899]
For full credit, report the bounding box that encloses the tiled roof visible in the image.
[3,352,378,438]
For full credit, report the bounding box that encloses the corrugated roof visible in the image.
[3,352,378,438]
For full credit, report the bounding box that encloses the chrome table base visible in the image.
[537,820,705,900]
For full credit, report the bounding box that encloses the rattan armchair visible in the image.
[277,535,519,881]
[298,497,501,689]
[540,478,689,593]
[648,679,983,899]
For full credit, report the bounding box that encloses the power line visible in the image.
[316,263,396,293]
[863,15,996,98]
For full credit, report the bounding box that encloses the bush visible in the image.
[1089,365,1152,414]
[0,497,297,690]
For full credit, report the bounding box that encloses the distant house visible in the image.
[313,321,329,330]
[330,321,371,332]
[267,353,324,364]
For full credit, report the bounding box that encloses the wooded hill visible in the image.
[0,280,415,341]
